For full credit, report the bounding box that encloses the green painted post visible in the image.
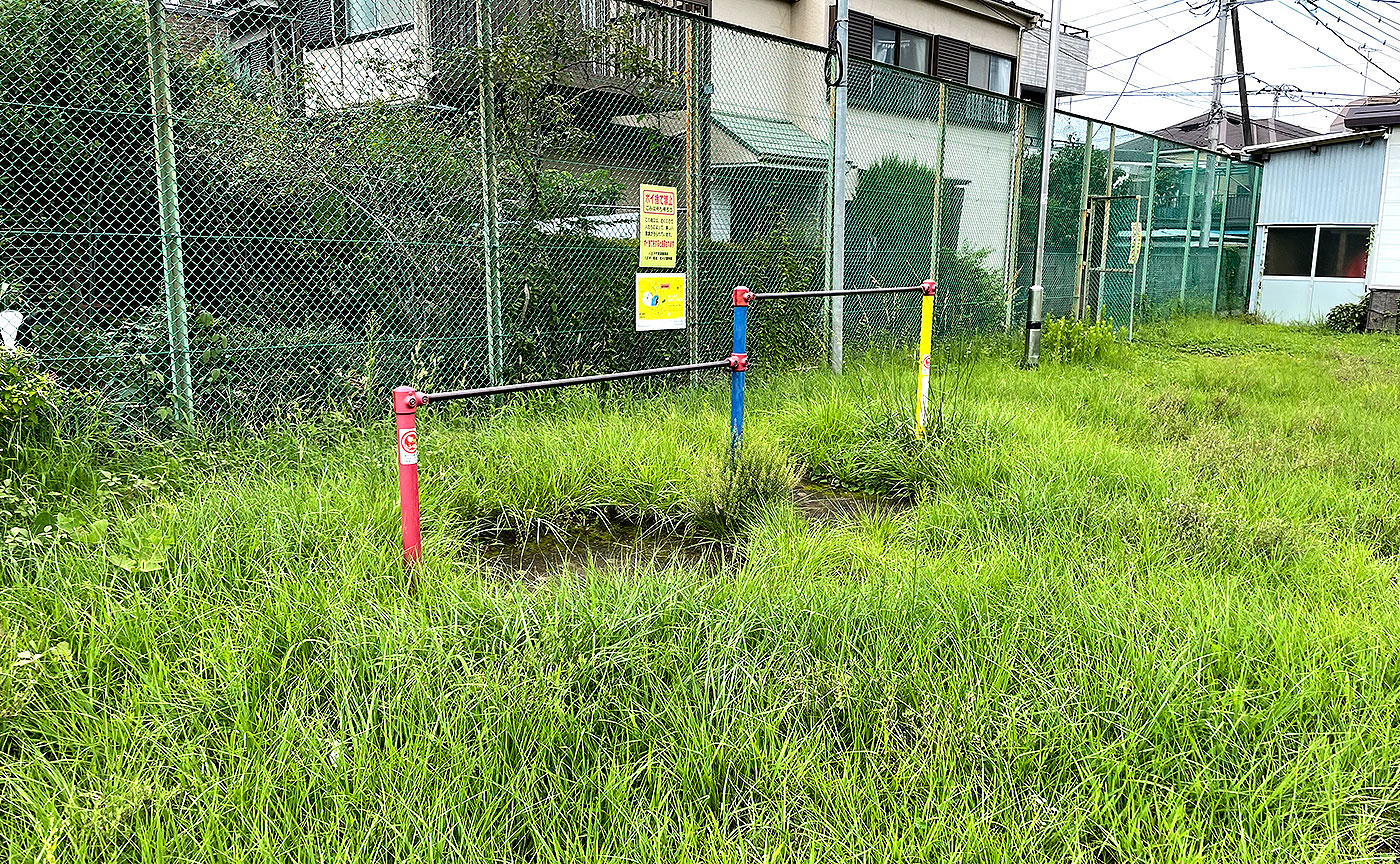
[1178,150,1200,312]
[476,0,502,386]
[144,0,194,424]
[1132,138,1160,341]
[1072,119,1093,319]
[1212,160,1230,314]
[1241,163,1263,313]
[1004,102,1027,333]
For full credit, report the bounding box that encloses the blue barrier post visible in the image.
[729,286,750,456]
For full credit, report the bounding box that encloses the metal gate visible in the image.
[1078,195,1142,327]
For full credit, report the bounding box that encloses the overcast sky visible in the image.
[1016,0,1398,137]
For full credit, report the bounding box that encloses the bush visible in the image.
[1041,316,1119,364]
[1326,299,1367,333]
[0,350,58,447]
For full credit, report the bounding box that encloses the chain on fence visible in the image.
[2,0,1259,429]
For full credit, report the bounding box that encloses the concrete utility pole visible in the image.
[1202,0,1230,248]
[1207,0,1230,155]
[831,0,849,373]
[1033,0,1064,288]
[1232,4,1253,147]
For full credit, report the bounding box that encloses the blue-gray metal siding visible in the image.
[1256,138,1386,225]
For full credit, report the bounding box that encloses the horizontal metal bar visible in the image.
[748,285,924,301]
[423,359,732,404]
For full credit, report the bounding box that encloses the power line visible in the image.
[1285,0,1400,85]
[1332,0,1400,41]
[1090,16,1218,70]
[1246,5,1378,82]
[1310,0,1400,65]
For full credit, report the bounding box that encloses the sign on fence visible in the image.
[636,273,686,331]
[1129,221,1144,264]
[639,184,678,267]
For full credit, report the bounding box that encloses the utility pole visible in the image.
[1203,0,1230,248]
[1033,0,1064,288]
[1207,0,1230,155]
[1232,4,1253,147]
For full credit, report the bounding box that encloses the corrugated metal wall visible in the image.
[1256,136,1386,225]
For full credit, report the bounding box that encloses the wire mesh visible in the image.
[5,0,1258,427]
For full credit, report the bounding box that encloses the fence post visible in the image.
[684,19,704,369]
[1132,138,1160,340]
[1072,119,1093,320]
[830,0,850,374]
[929,84,947,327]
[1241,163,1263,313]
[1005,103,1027,334]
[1095,126,1117,321]
[475,0,502,386]
[1212,159,1230,313]
[1178,150,1201,312]
[143,0,194,424]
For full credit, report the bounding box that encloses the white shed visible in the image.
[1245,129,1391,324]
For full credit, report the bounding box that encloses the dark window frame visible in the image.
[869,22,934,75]
[1263,224,1372,280]
[966,46,1016,97]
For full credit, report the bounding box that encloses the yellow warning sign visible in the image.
[636,273,685,331]
[639,184,678,267]
[1129,221,1144,264]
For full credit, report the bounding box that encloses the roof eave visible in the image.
[1242,128,1389,155]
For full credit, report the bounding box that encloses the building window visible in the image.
[347,0,413,37]
[968,48,1013,96]
[1264,225,1370,278]
[1317,227,1371,278]
[871,23,930,74]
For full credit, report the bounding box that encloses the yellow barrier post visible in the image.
[915,280,936,438]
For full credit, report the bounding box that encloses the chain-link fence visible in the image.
[3,0,1259,428]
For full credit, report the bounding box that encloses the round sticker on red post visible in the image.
[398,428,418,465]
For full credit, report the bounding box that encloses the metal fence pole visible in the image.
[1179,150,1201,311]
[830,0,849,374]
[929,83,947,326]
[1212,160,1230,313]
[1131,138,1160,341]
[1072,120,1093,320]
[476,0,502,386]
[1095,126,1116,320]
[143,0,194,423]
[1241,163,1263,313]
[1005,102,1027,333]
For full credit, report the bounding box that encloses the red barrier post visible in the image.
[392,386,428,564]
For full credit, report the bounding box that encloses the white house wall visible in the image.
[1371,133,1400,290]
[305,31,428,110]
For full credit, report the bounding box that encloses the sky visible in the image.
[1016,0,1400,138]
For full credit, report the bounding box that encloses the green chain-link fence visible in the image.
[3,0,1259,428]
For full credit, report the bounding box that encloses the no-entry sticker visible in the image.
[398,427,418,465]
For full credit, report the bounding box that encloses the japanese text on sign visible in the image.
[639,184,677,267]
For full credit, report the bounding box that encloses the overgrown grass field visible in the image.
[4,318,1400,861]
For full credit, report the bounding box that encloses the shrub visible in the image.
[1326,299,1367,333]
[1041,316,1119,364]
[0,350,57,447]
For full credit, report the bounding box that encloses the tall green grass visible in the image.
[3,317,1400,861]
